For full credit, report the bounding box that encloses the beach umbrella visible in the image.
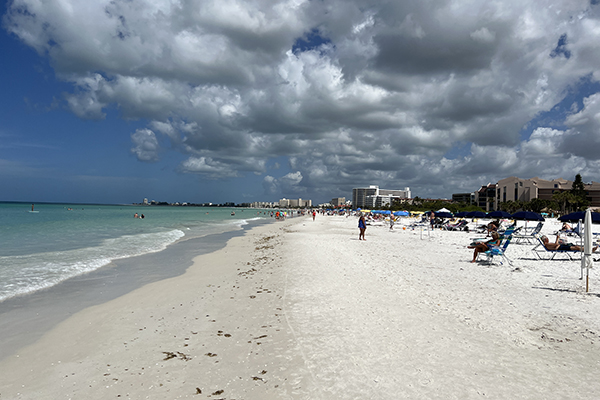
[559,211,600,224]
[437,208,451,213]
[511,211,544,229]
[466,211,487,219]
[582,209,594,292]
[487,210,512,218]
[511,211,544,221]
[435,211,453,218]
[454,211,469,218]
[394,211,409,216]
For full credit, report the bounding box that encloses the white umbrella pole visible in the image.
[582,209,593,292]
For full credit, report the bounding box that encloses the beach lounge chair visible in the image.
[443,219,468,231]
[470,226,515,246]
[556,222,582,238]
[512,222,544,244]
[531,235,581,261]
[482,232,513,266]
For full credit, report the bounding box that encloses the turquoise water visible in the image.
[0,202,272,302]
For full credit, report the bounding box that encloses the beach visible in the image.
[1,214,600,399]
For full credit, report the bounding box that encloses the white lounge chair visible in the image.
[512,222,544,244]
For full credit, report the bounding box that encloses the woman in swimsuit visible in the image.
[468,231,501,263]
[358,214,367,240]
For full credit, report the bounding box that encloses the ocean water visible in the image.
[0,202,272,302]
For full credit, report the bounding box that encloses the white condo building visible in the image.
[352,186,411,209]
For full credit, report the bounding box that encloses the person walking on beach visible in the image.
[313,211,316,221]
[358,214,367,240]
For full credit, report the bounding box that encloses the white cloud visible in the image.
[470,27,496,43]
[180,157,239,178]
[5,0,600,199]
[262,171,304,196]
[130,129,160,162]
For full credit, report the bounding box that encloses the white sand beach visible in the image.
[1,215,600,399]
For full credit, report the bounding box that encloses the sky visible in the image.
[2,0,600,206]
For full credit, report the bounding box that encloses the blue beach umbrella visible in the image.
[559,211,600,224]
[466,211,487,219]
[454,211,469,218]
[511,211,544,221]
[487,210,512,218]
[435,211,453,218]
[394,211,409,216]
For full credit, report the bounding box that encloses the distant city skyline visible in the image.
[2,1,600,205]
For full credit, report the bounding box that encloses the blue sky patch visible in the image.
[550,33,571,59]
[292,29,332,54]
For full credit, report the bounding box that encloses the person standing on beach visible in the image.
[358,214,367,240]
[313,211,316,221]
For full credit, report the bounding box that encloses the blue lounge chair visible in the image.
[482,233,513,266]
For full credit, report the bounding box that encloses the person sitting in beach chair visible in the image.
[540,235,596,252]
[482,232,514,266]
[486,220,500,235]
[560,222,572,232]
[468,232,501,263]
[557,222,581,238]
[444,219,468,231]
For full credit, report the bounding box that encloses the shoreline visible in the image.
[0,218,270,362]
[2,215,600,399]
[0,216,300,399]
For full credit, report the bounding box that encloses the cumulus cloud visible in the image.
[130,128,160,162]
[5,0,600,200]
[262,171,305,195]
[179,156,239,178]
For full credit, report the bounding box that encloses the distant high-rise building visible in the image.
[331,197,346,207]
[352,186,379,209]
[352,186,411,208]
[278,198,312,208]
